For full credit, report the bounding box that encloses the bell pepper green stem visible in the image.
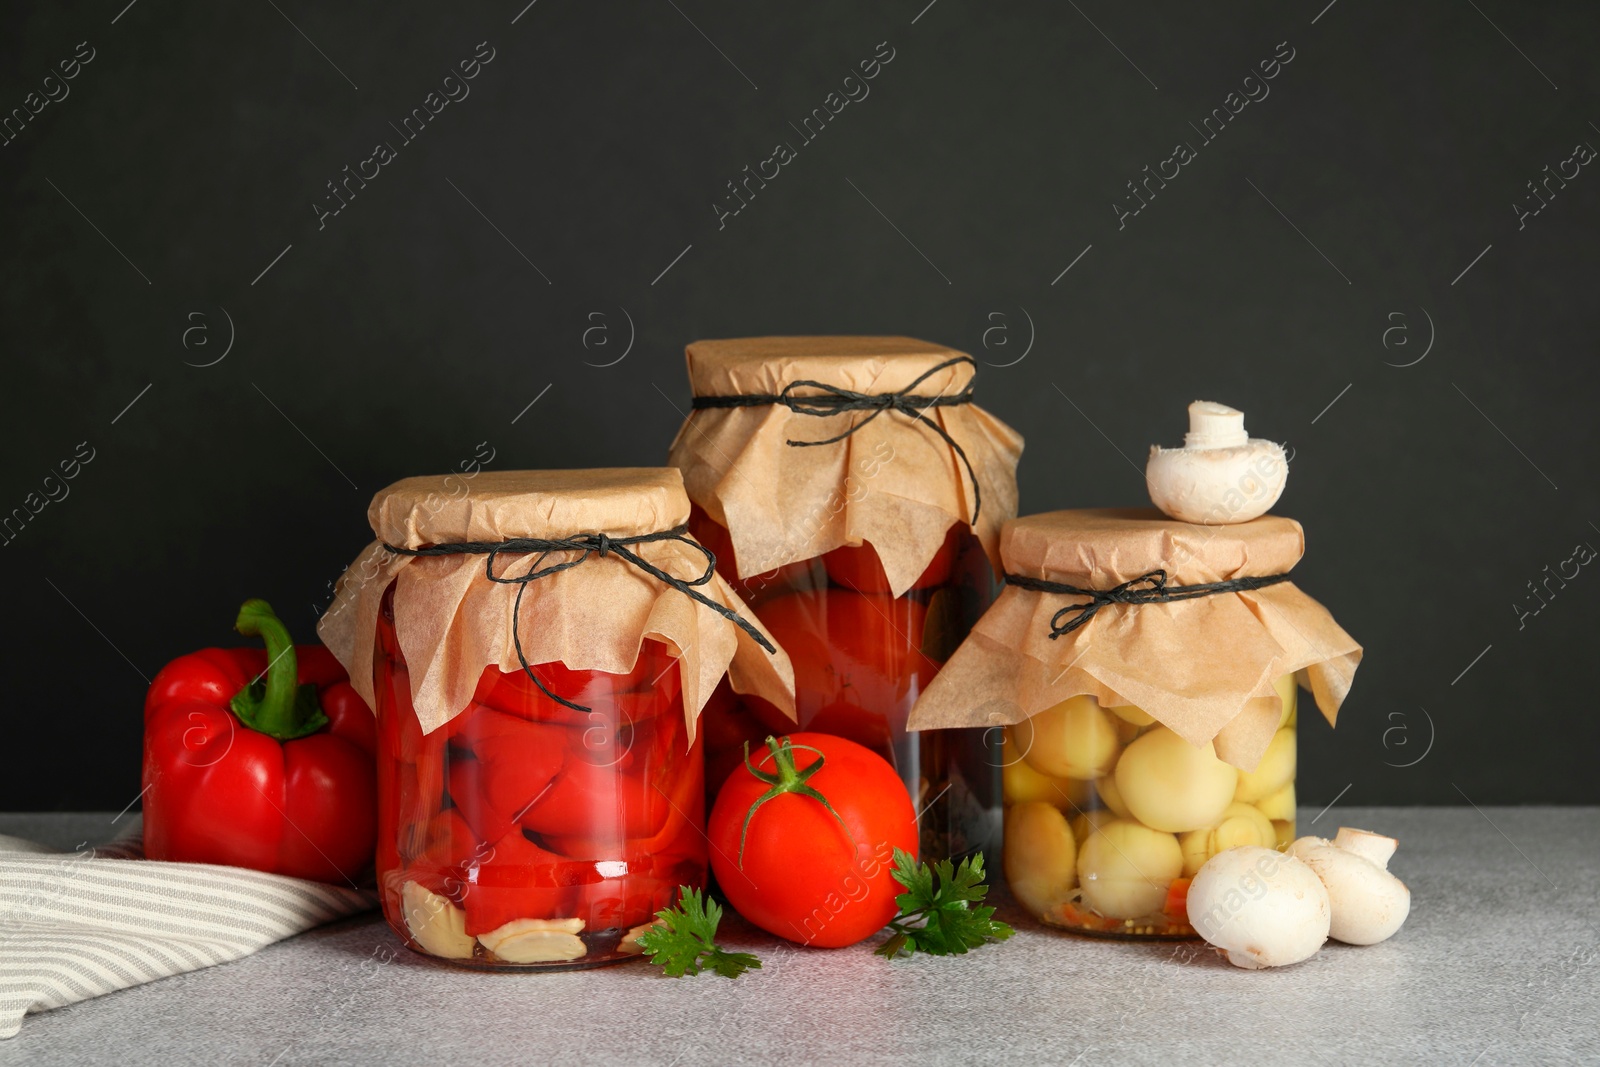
[229,598,328,741]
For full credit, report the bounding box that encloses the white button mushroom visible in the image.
[1004,800,1080,917]
[1145,401,1288,525]
[1076,818,1183,920]
[1179,802,1278,877]
[1002,729,1093,811]
[1255,781,1296,823]
[1071,808,1119,844]
[1188,846,1330,969]
[1014,695,1121,780]
[1114,727,1239,833]
[402,880,476,960]
[1288,828,1410,946]
[1094,770,1131,818]
[1273,673,1298,729]
[1233,727,1296,804]
[477,916,588,963]
[1109,703,1156,727]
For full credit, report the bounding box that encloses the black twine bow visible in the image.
[691,354,984,523]
[1004,569,1292,639]
[382,524,774,713]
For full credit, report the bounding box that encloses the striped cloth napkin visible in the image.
[0,825,375,1038]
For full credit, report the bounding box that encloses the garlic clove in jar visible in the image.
[1114,727,1239,833]
[1234,728,1296,804]
[1077,818,1184,920]
[1179,802,1278,877]
[1014,695,1120,780]
[619,921,660,955]
[477,917,588,963]
[402,881,477,960]
[1005,801,1080,916]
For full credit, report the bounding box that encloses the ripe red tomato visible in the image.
[822,523,961,594]
[708,732,917,948]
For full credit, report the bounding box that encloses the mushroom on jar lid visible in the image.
[1146,401,1288,525]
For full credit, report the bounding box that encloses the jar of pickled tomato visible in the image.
[668,336,1024,863]
[318,468,793,968]
[907,508,1362,937]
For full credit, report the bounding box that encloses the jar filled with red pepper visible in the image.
[667,336,1024,862]
[319,468,793,968]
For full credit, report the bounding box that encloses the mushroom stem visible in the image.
[1184,400,1249,449]
[1333,827,1397,869]
[1145,401,1289,525]
[1288,828,1410,946]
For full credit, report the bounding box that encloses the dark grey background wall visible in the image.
[2,1,1595,811]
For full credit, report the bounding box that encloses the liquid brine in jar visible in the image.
[907,508,1362,938]
[375,584,705,967]
[317,468,795,968]
[668,336,1025,862]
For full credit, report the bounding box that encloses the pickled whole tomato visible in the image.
[822,524,961,595]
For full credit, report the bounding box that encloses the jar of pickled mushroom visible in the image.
[317,468,793,968]
[908,508,1362,937]
[667,336,1024,862]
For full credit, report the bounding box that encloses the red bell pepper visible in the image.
[142,598,377,883]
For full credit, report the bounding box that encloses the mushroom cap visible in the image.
[1288,836,1410,945]
[1233,727,1297,803]
[1188,846,1330,969]
[1004,800,1080,917]
[1146,440,1288,525]
[1014,695,1120,780]
[1076,818,1183,920]
[1333,827,1398,869]
[1114,727,1238,833]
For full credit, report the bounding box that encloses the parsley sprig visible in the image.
[635,886,763,979]
[875,848,1014,959]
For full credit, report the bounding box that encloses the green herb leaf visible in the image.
[876,848,1015,959]
[635,886,762,979]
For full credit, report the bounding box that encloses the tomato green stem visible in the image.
[736,736,851,868]
[229,598,328,740]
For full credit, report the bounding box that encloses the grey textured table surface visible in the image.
[2,807,1596,1066]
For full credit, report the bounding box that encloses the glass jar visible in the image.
[904,507,1362,940]
[1002,677,1298,938]
[690,505,999,863]
[668,336,1025,864]
[374,584,703,968]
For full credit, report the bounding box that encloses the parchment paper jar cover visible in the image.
[318,467,795,739]
[317,468,795,969]
[907,508,1361,773]
[668,336,1023,863]
[667,336,1024,592]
